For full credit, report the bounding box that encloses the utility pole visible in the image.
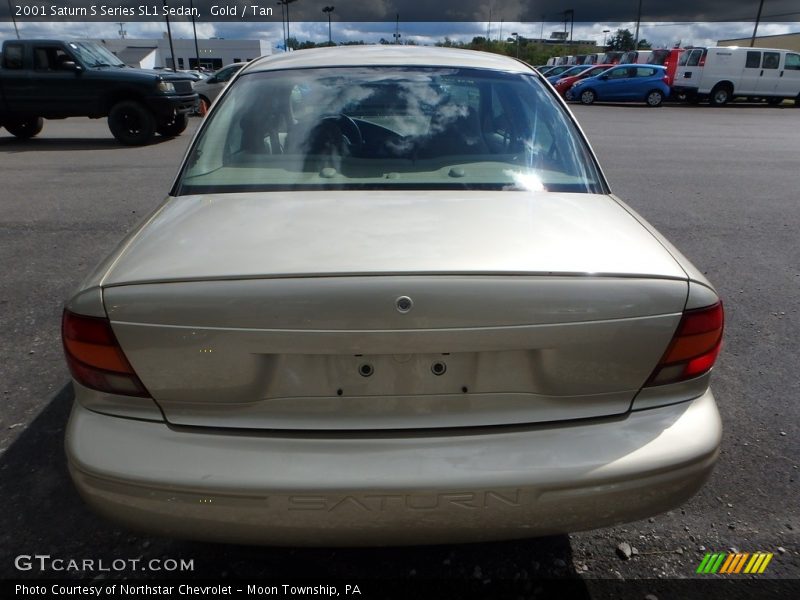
[190,0,199,69]
[8,0,20,39]
[322,6,335,46]
[634,0,643,49]
[393,13,401,44]
[281,0,298,51]
[603,29,610,48]
[511,32,519,58]
[163,0,177,71]
[563,9,574,45]
[116,22,127,39]
[751,0,765,47]
[277,2,286,51]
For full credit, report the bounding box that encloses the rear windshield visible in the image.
[648,49,670,65]
[175,66,606,195]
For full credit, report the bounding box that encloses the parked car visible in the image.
[63,46,722,546]
[538,64,576,79]
[180,69,208,81]
[567,64,671,106]
[648,48,685,86]
[672,46,800,106]
[193,62,246,115]
[553,63,614,97]
[599,51,624,65]
[620,50,653,64]
[546,64,592,84]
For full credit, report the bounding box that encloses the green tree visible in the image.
[607,29,635,51]
[637,39,653,50]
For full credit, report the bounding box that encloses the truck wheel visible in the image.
[645,90,664,107]
[157,113,189,137]
[5,116,44,139]
[108,100,156,146]
[709,84,732,107]
[767,97,783,106]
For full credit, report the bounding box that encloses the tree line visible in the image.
[282,28,653,65]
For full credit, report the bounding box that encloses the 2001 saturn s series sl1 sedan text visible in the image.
[63,46,723,546]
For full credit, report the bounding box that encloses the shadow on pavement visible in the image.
[0,384,589,596]
[0,137,173,152]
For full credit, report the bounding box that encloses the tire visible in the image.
[646,89,664,107]
[5,116,44,139]
[156,112,189,137]
[767,97,783,106]
[108,100,156,146]
[197,96,211,117]
[580,89,596,105]
[709,84,732,107]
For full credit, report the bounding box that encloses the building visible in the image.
[718,32,800,52]
[97,35,271,71]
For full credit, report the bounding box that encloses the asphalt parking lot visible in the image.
[0,105,798,593]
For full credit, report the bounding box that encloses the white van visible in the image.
[620,50,652,64]
[672,46,800,105]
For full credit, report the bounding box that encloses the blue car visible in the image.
[546,64,592,85]
[566,64,671,107]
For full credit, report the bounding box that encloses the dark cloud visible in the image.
[3,0,799,23]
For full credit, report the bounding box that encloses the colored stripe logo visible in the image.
[696,552,773,574]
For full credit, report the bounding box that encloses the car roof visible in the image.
[609,64,666,69]
[242,45,535,75]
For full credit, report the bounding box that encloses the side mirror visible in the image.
[61,61,83,72]
[207,76,218,84]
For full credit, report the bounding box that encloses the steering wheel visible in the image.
[316,114,363,154]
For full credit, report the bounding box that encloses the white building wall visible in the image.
[99,36,271,70]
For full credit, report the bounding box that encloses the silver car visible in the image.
[193,62,245,115]
[63,46,723,546]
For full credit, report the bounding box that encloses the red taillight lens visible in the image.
[646,302,724,387]
[62,310,149,397]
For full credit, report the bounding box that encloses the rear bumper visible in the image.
[66,390,721,546]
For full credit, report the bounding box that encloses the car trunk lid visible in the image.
[102,191,688,430]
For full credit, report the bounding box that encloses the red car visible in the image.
[553,64,614,97]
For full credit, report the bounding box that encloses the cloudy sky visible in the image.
[1,0,798,50]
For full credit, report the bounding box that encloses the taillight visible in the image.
[646,302,724,386]
[62,310,149,397]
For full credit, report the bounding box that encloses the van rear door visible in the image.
[675,48,706,89]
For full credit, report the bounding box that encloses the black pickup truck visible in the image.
[0,39,198,145]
